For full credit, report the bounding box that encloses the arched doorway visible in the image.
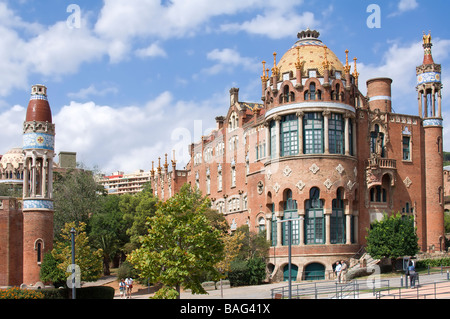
[304,263,325,281]
[283,264,298,281]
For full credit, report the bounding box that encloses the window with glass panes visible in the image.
[331,189,345,244]
[281,115,298,156]
[304,113,323,154]
[282,190,299,245]
[403,136,410,160]
[329,113,344,154]
[305,187,325,244]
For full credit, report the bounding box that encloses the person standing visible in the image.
[339,260,347,284]
[408,262,416,288]
[125,277,134,298]
[119,279,126,299]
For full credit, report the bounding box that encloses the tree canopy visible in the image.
[366,213,419,261]
[128,184,224,299]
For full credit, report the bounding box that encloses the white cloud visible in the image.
[135,42,167,58]
[389,0,419,17]
[221,10,317,39]
[67,84,119,100]
[201,48,258,75]
[50,91,223,173]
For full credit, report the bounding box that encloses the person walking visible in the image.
[335,261,342,283]
[125,277,134,298]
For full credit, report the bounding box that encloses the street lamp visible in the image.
[70,227,76,300]
[278,216,300,299]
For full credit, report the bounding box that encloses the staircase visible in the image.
[346,250,381,281]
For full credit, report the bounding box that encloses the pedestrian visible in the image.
[335,261,342,283]
[339,260,347,284]
[119,279,126,299]
[125,277,134,298]
[408,262,416,288]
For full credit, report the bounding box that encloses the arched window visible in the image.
[283,189,299,245]
[283,85,290,103]
[258,217,266,233]
[305,187,324,244]
[331,188,345,244]
[309,82,316,100]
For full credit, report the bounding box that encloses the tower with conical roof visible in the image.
[416,32,445,251]
[22,84,55,285]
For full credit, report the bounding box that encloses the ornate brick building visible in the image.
[0,84,55,287]
[151,30,445,281]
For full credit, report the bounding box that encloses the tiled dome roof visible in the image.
[277,29,345,77]
[0,147,23,169]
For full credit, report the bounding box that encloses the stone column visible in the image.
[325,209,331,245]
[344,114,350,155]
[274,116,281,158]
[323,111,330,154]
[276,211,283,247]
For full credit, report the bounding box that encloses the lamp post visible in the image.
[70,227,76,300]
[278,216,300,299]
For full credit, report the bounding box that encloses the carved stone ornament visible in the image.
[336,164,345,175]
[257,181,264,194]
[296,180,306,192]
[309,163,320,174]
[266,169,272,180]
[273,183,280,194]
[283,166,292,177]
[403,176,412,188]
[324,179,333,190]
[347,180,356,191]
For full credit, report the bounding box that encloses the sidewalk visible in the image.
[102,271,450,299]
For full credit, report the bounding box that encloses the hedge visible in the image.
[416,257,450,269]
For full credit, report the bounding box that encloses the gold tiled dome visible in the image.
[277,29,345,77]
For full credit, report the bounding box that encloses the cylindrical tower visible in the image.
[22,84,55,285]
[367,77,392,113]
[417,32,445,252]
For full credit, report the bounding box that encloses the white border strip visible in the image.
[265,102,355,119]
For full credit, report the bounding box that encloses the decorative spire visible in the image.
[271,52,279,76]
[343,49,351,74]
[422,31,434,65]
[322,45,330,70]
[157,157,161,174]
[164,153,169,170]
[295,46,303,70]
[352,57,359,79]
[261,61,268,82]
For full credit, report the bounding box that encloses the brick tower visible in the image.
[417,32,445,251]
[22,84,55,285]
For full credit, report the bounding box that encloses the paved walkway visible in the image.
[96,271,450,299]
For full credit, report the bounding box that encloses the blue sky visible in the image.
[0,0,449,173]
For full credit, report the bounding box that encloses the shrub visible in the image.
[0,287,44,299]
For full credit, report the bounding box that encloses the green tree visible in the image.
[89,195,129,275]
[53,167,105,239]
[52,222,103,283]
[128,184,224,299]
[366,213,419,266]
[119,186,158,251]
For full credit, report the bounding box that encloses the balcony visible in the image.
[365,155,396,188]
[366,157,397,170]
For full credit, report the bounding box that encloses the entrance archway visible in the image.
[304,263,325,281]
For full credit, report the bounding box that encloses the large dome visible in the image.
[0,147,23,169]
[277,29,345,77]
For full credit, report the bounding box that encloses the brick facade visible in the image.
[153,30,446,281]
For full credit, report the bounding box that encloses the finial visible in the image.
[295,46,303,70]
[157,157,161,174]
[344,49,351,74]
[322,45,330,70]
[171,150,177,166]
[423,30,432,45]
[164,153,169,169]
[352,57,359,78]
[261,61,268,82]
[272,52,279,76]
